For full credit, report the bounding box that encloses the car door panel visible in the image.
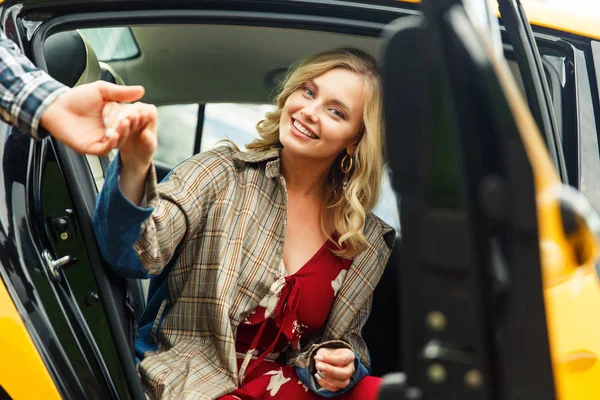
[380,1,577,397]
[0,10,146,400]
[38,136,145,400]
[0,126,90,399]
[380,1,600,399]
[40,147,124,399]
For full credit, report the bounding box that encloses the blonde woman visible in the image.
[93,48,395,399]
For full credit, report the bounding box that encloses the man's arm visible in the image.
[0,29,68,139]
[0,29,146,156]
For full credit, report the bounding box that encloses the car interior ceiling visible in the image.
[42,22,530,379]
[110,25,382,105]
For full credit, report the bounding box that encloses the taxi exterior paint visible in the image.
[519,1,600,41]
[0,280,61,399]
[491,37,600,399]
[397,0,600,40]
[0,1,597,399]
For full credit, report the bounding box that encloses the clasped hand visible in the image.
[102,101,158,171]
[39,81,158,163]
[313,347,356,392]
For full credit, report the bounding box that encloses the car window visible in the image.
[510,44,600,212]
[573,48,600,211]
[155,103,401,233]
[154,104,199,166]
[507,50,573,180]
[80,27,140,61]
[200,104,275,153]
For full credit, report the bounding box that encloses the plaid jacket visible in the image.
[94,146,395,399]
[0,30,67,139]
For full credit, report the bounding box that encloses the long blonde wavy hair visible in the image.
[246,48,385,259]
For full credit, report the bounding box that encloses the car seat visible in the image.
[44,30,102,87]
[44,30,110,191]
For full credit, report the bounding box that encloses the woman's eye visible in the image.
[330,108,345,119]
[303,87,315,98]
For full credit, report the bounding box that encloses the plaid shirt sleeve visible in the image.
[294,316,373,397]
[0,29,68,139]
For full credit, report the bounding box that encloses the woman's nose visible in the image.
[301,107,319,122]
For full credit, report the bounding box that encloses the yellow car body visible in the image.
[495,1,600,398]
[398,3,600,398]
[0,280,60,399]
[1,1,599,399]
[499,48,600,399]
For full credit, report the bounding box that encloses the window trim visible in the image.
[503,35,580,188]
[498,0,567,182]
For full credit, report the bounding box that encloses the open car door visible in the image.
[380,0,600,398]
[0,6,146,400]
[498,0,568,183]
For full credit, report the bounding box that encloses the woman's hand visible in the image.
[103,101,158,205]
[104,101,158,173]
[313,347,356,392]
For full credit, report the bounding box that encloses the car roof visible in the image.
[27,0,600,105]
[395,0,600,40]
[514,1,600,41]
[14,0,600,40]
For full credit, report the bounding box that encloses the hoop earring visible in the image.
[341,154,354,190]
[340,154,354,174]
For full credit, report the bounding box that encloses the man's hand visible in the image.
[40,81,145,155]
[313,347,356,392]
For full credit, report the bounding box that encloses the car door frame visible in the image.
[498,0,567,182]
[8,2,417,399]
[0,5,122,400]
[380,0,567,397]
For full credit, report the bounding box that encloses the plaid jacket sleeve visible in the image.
[0,29,68,139]
[294,296,374,397]
[133,148,236,275]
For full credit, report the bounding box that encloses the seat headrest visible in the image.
[44,30,101,87]
[100,62,126,85]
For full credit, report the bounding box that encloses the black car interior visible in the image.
[41,9,562,385]
[43,26,404,379]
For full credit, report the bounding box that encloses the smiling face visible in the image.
[279,67,366,163]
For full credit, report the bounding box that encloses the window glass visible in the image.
[80,28,140,61]
[153,103,400,233]
[201,104,275,152]
[373,169,401,236]
[202,104,401,233]
[154,104,198,166]
[574,54,600,211]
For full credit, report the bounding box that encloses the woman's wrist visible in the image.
[120,154,152,178]
[118,154,152,206]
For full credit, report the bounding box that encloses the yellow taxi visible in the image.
[1,0,600,398]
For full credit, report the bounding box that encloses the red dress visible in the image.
[220,240,382,399]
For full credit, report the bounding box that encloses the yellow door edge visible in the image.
[0,278,61,399]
